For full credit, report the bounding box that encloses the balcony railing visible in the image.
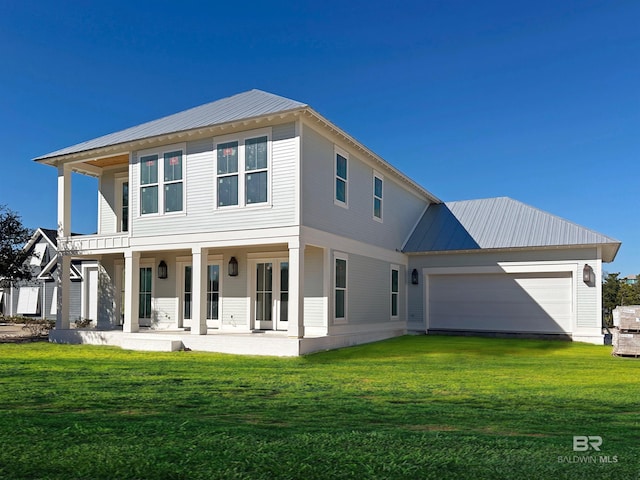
[59,233,130,254]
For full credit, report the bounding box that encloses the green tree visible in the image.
[0,205,33,287]
[602,272,620,326]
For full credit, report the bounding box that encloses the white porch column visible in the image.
[123,251,140,333]
[55,163,72,329]
[56,255,71,329]
[191,247,208,335]
[57,164,71,238]
[288,241,305,338]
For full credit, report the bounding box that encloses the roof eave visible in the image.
[406,242,622,262]
[33,106,309,166]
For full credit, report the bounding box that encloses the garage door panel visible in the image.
[428,273,572,334]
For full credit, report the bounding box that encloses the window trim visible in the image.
[214,127,272,210]
[115,173,129,233]
[333,252,348,324]
[138,262,154,320]
[373,171,383,222]
[390,265,399,319]
[334,146,349,208]
[137,143,186,217]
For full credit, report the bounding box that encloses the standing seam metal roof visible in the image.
[404,197,621,262]
[34,89,307,160]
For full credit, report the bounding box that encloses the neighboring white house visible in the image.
[0,228,98,324]
[33,90,621,355]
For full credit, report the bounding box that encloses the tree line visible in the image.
[602,273,640,326]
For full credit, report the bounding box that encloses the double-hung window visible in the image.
[140,155,159,214]
[139,144,185,215]
[373,173,383,221]
[164,151,183,212]
[334,254,348,322]
[217,141,239,207]
[215,129,271,208]
[335,148,348,206]
[245,136,268,204]
[391,266,399,318]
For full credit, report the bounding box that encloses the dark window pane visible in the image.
[336,179,346,203]
[246,171,267,204]
[140,155,158,185]
[392,269,399,293]
[217,141,238,174]
[374,198,382,218]
[280,292,288,322]
[392,293,398,316]
[164,183,183,212]
[164,151,183,182]
[122,182,129,232]
[335,290,345,318]
[246,136,267,171]
[280,262,289,292]
[335,259,346,288]
[374,177,383,198]
[336,154,347,180]
[141,186,158,214]
[218,176,238,206]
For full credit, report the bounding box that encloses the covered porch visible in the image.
[53,239,335,353]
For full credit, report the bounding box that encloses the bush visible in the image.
[21,318,54,337]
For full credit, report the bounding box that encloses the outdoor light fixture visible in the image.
[583,264,592,284]
[228,257,239,277]
[411,268,419,285]
[158,260,168,279]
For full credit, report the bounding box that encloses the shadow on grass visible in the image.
[304,334,574,363]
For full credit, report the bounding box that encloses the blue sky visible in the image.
[1,0,638,275]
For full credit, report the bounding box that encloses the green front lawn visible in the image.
[0,336,638,479]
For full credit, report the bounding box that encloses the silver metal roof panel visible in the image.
[34,89,307,160]
[404,197,621,262]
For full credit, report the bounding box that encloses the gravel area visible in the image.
[0,323,48,343]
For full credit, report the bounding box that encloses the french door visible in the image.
[254,260,289,331]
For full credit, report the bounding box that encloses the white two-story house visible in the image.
[34,90,620,355]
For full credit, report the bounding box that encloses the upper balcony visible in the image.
[59,232,130,256]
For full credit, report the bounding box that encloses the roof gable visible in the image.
[404,197,621,262]
[34,90,307,161]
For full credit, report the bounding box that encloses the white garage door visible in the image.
[428,272,573,334]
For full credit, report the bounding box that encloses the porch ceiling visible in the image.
[85,153,129,168]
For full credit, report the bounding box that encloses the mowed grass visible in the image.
[0,336,639,479]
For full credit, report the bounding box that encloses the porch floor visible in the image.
[49,327,329,356]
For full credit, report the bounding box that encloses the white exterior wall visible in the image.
[128,122,297,238]
[301,123,429,251]
[407,247,603,341]
[303,246,326,330]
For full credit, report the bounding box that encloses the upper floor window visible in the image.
[217,141,239,207]
[215,129,271,208]
[139,144,185,215]
[373,173,383,221]
[335,148,348,207]
[140,154,158,214]
[245,136,268,204]
[164,151,183,212]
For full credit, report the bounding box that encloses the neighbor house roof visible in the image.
[404,197,621,262]
[34,90,307,161]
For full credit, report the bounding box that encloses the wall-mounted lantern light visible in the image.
[228,257,239,277]
[583,264,592,284]
[411,268,419,285]
[158,260,168,279]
